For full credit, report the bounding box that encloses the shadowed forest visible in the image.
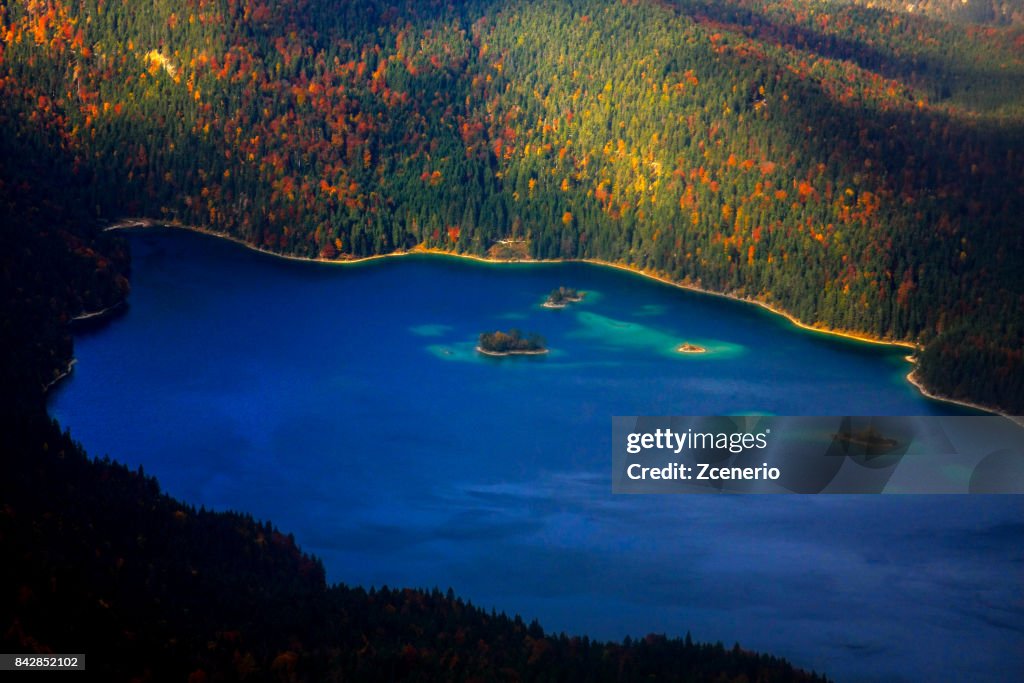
[2,0,1022,679]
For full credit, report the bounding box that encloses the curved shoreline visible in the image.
[676,343,708,354]
[105,218,1008,418]
[905,370,1023,427]
[42,293,129,395]
[43,358,77,393]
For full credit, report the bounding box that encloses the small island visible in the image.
[833,427,899,451]
[676,342,707,354]
[543,286,585,308]
[477,329,549,356]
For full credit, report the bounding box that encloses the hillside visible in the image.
[2,411,830,681]
[2,0,1022,412]
[849,0,1024,25]
[1,0,1021,677]
[0,208,826,681]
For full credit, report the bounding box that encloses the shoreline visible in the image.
[905,369,1023,427]
[581,257,917,351]
[542,298,584,309]
[677,343,708,354]
[104,219,1008,418]
[43,358,77,393]
[72,301,125,323]
[475,346,550,357]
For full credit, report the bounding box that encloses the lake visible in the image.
[49,228,1023,682]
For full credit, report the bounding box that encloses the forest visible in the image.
[0,0,1021,675]
[545,286,584,306]
[1,0,1022,412]
[0,154,827,677]
[1,411,830,680]
[0,127,828,680]
[479,329,547,353]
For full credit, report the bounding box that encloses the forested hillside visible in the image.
[1,1,1020,676]
[0,168,825,680]
[2,0,1022,411]
[3,411,830,681]
[850,0,1024,25]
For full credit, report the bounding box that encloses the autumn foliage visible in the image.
[1,0,1021,410]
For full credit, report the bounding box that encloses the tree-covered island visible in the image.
[477,329,548,356]
[834,427,900,452]
[543,286,585,309]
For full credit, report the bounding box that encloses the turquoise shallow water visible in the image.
[49,229,1021,682]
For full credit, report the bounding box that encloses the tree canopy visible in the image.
[2,1,1021,402]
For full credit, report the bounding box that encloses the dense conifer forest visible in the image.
[2,411,831,680]
[0,126,824,680]
[0,0,1021,677]
[1,0,1021,411]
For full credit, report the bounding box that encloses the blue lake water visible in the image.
[49,228,1023,682]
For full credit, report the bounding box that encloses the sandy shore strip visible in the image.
[905,370,1024,426]
[104,218,539,267]
[72,301,125,322]
[542,298,584,309]
[43,358,77,393]
[475,346,549,357]
[105,218,1014,418]
[676,342,707,354]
